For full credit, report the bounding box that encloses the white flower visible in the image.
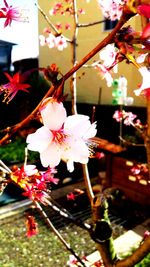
[99,44,118,69]
[136,53,148,64]
[54,36,68,51]
[39,35,46,46]
[46,33,55,49]
[24,165,38,176]
[97,0,126,20]
[134,67,150,96]
[94,63,113,87]
[26,98,97,172]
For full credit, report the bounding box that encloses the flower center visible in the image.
[51,129,67,144]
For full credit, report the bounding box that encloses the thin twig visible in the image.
[0,166,9,173]
[45,198,91,231]
[0,81,61,145]
[24,147,28,167]
[35,2,71,43]
[0,12,132,145]
[82,164,94,202]
[0,160,11,173]
[63,12,133,81]
[34,201,87,267]
[77,20,106,28]
[119,136,145,147]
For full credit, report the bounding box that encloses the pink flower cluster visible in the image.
[131,163,149,181]
[39,31,68,51]
[93,44,119,87]
[0,0,28,27]
[98,0,127,20]
[11,165,58,205]
[26,97,97,172]
[113,110,140,126]
[49,0,85,16]
[0,72,31,103]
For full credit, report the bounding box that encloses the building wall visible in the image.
[38,0,146,107]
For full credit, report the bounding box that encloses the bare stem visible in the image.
[34,201,87,267]
[63,12,132,81]
[0,82,61,145]
[82,164,94,202]
[70,0,78,115]
[0,13,132,145]
[77,20,106,28]
[35,2,71,43]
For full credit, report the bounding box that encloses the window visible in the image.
[104,19,118,31]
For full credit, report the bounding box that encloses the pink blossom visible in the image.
[65,23,71,30]
[49,3,63,16]
[26,97,97,172]
[0,72,31,103]
[40,32,68,51]
[55,22,62,30]
[39,35,46,46]
[41,168,59,184]
[131,166,141,175]
[78,8,85,15]
[123,112,137,125]
[11,164,57,204]
[143,230,150,239]
[54,35,68,51]
[46,33,56,49]
[113,110,125,122]
[99,44,118,70]
[113,110,137,125]
[98,0,126,20]
[66,255,78,266]
[0,0,28,27]
[67,192,76,201]
[93,44,119,87]
[94,63,113,87]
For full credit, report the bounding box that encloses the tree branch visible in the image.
[115,237,150,267]
[0,82,60,145]
[35,2,71,43]
[0,12,133,145]
[63,12,134,81]
[77,20,106,28]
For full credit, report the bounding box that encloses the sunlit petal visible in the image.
[27,126,52,152]
[40,143,61,168]
[41,98,67,130]
[64,114,97,139]
[62,136,89,166]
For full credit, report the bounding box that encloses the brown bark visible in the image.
[115,236,150,267]
[91,195,117,266]
[0,12,131,145]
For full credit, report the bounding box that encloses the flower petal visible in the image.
[26,126,52,153]
[40,143,61,168]
[62,136,89,171]
[40,98,67,130]
[64,114,97,139]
